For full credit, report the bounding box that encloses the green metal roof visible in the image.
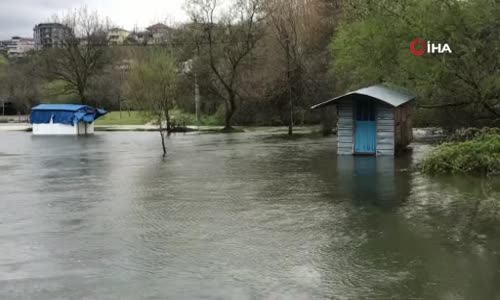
[311,85,415,109]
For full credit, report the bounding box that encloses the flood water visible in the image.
[1,130,500,299]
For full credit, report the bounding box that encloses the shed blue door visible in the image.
[354,100,376,154]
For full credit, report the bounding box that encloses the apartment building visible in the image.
[33,23,69,49]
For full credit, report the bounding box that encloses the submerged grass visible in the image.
[420,134,500,175]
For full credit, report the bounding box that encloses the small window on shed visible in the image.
[355,99,376,121]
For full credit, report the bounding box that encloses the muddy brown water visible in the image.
[0,131,499,299]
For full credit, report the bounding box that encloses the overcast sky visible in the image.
[0,0,189,40]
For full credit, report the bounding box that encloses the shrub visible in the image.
[420,134,500,175]
[170,109,224,126]
[447,127,500,142]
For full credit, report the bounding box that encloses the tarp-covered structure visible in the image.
[30,104,107,125]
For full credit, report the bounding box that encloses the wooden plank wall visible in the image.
[394,103,414,151]
[337,102,354,155]
[376,103,395,156]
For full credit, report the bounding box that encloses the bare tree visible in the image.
[40,7,111,105]
[260,0,340,133]
[87,63,128,111]
[2,58,41,114]
[186,0,264,131]
[266,0,302,135]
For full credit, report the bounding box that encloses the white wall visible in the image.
[7,37,35,58]
[33,122,95,135]
[77,122,94,134]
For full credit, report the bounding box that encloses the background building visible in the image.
[127,23,172,45]
[33,23,69,49]
[146,23,173,44]
[6,36,35,58]
[107,28,129,45]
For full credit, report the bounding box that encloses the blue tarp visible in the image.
[30,104,107,125]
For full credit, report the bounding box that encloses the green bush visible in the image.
[447,127,500,142]
[420,134,500,175]
[170,109,224,126]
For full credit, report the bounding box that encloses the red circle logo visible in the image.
[410,38,426,56]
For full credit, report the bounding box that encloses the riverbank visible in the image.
[0,123,31,131]
[0,123,223,133]
[0,123,446,140]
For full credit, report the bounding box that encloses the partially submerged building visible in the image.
[312,85,415,156]
[30,104,107,135]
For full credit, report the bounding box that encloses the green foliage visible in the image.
[127,49,177,116]
[40,80,80,104]
[447,127,500,143]
[127,48,178,154]
[0,55,7,66]
[420,134,500,175]
[0,56,6,94]
[170,109,224,126]
[331,0,500,127]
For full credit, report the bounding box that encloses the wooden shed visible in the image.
[312,85,415,156]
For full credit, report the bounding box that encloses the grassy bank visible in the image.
[420,133,500,175]
[95,110,223,126]
[95,111,148,125]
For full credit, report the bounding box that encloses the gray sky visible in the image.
[0,0,188,40]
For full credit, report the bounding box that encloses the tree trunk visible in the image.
[78,90,88,105]
[78,83,87,105]
[286,39,293,136]
[158,113,167,157]
[223,94,236,131]
[195,72,201,122]
[165,104,171,133]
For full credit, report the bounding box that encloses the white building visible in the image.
[108,28,129,45]
[7,36,35,58]
[146,23,173,44]
[30,104,107,136]
[128,23,173,45]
